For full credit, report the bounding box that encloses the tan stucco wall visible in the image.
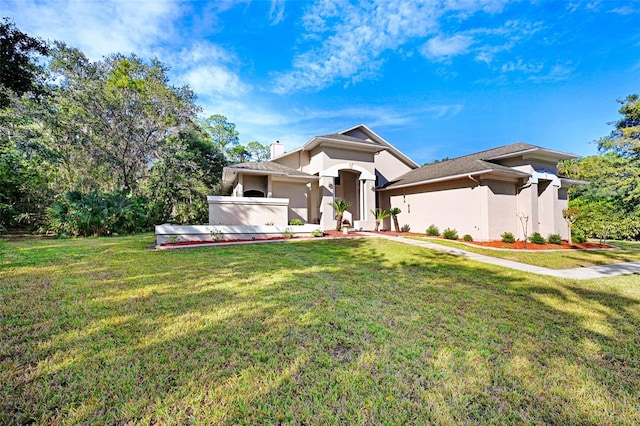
[242,175,268,196]
[208,196,289,226]
[486,180,519,241]
[272,181,309,222]
[385,179,484,239]
[374,150,415,186]
[314,147,376,174]
[272,150,311,172]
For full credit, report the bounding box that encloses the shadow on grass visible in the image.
[1,236,639,424]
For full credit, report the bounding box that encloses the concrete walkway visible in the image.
[361,232,640,280]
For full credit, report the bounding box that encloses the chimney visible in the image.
[270,140,284,159]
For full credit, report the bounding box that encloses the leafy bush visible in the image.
[529,232,545,244]
[288,218,305,225]
[443,228,458,240]
[210,228,223,242]
[400,224,410,232]
[463,234,473,242]
[311,228,323,237]
[573,234,586,243]
[547,233,563,245]
[501,232,515,243]
[283,228,294,239]
[47,190,150,237]
[426,224,439,236]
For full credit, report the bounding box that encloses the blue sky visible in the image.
[6,0,639,163]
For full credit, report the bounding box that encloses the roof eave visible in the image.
[487,147,579,161]
[304,136,386,153]
[379,169,530,191]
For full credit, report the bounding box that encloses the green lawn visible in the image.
[1,235,639,424]
[415,237,640,269]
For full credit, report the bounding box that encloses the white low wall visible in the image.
[155,224,323,246]
[208,196,289,226]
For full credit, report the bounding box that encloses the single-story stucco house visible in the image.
[210,124,584,241]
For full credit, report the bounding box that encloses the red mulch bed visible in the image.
[322,230,366,238]
[369,230,424,237]
[467,240,615,250]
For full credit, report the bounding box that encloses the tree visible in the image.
[199,114,239,158]
[331,199,351,231]
[49,44,199,194]
[227,145,250,164]
[0,18,49,109]
[246,141,269,161]
[562,207,579,245]
[563,94,640,240]
[388,207,401,232]
[371,208,390,232]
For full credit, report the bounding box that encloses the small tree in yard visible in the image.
[518,213,529,249]
[388,207,401,232]
[371,208,391,232]
[331,199,351,231]
[562,207,579,245]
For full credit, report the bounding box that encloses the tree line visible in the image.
[0,19,268,235]
[561,94,640,241]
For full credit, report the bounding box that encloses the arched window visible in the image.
[243,190,265,197]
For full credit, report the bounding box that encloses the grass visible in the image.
[415,237,640,269]
[1,234,639,424]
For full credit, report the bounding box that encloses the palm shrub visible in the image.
[371,208,391,232]
[529,232,545,244]
[47,190,149,237]
[388,207,401,232]
[330,199,351,231]
[426,224,439,236]
[443,228,458,240]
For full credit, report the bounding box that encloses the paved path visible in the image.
[361,232,640,280]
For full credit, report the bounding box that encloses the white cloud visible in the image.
[528,63,573,82]
[501,58,544,74]
[608,6,638,15]
[269,0,286,25]
[421,35,475,60]
[170,41,250,97]
[4,0,182,60]
[271,0,518,93]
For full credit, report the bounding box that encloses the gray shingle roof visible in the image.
[226,161,316,178]
[383,143,538,189]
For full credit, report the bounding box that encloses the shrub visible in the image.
[529,232,545,244]
[501,232,515,243]
[547,233,563,245]
[426,224,439,236]
[210,229,223,242]
[400,224,410,232]
[47,190,150,237]
[573,234,586,243]
[283,228,294,239]
[463,234,473,242]
[443,228,458,240]
[288,218,305,225]
[311,228,323,237]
